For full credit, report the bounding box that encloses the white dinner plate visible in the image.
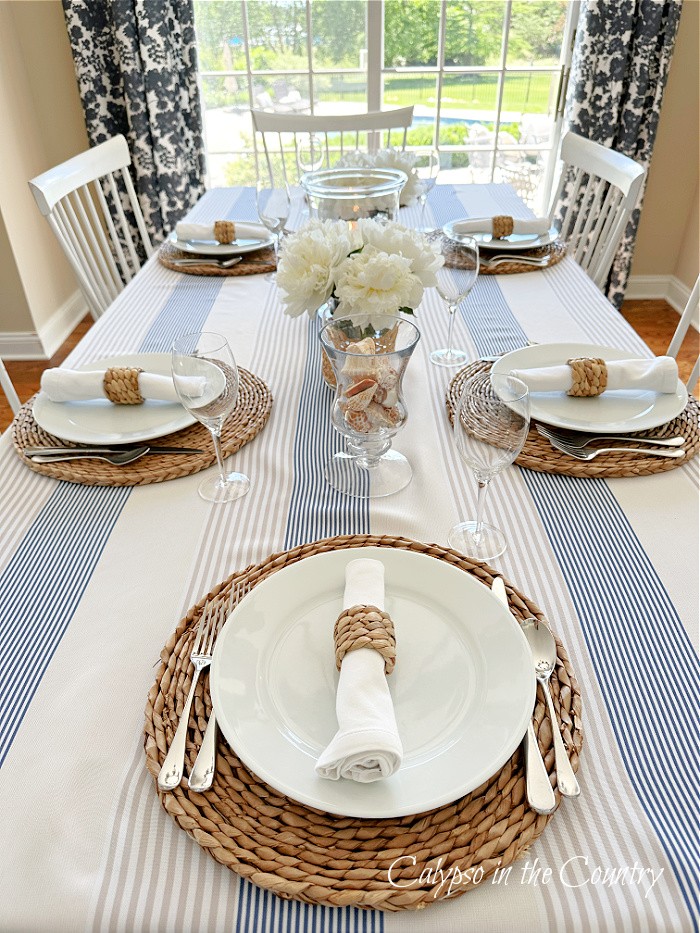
[492,343,688,433]
[443,219,558,251]
[32,352,196,444]
[210,547,535,819]
[168,227,273,256]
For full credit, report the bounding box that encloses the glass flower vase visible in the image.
[319,314,420,498]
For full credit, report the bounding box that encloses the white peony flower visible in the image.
[277,220,358,318]
[356,218,443,288]
[334,246,425,326]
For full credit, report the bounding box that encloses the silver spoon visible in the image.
[521,617,581,798]
[29,446,150,465]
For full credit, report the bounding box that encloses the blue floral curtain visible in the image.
[62,0,206,244]
[563,0,683,307]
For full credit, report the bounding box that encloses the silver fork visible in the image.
[188,581,249,793]
[158,600,219,792]
[546,434,685,461]
[536,422,685,449]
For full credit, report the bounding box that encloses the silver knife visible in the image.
[23,445,203,456]
[491,576,556,815]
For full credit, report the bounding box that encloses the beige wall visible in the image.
[631,0,699,291]
[0,0,88,343]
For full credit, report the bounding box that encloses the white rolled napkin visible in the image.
[510,356,679,394]
[40,368,205,403]
[451,216,550,236]
[315,558,403,783]
[175,221,265,242]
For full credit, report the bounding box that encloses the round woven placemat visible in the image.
[433,233,567,275]
[447,361,699,478]
[158,240,276,276]
[144,534,583,912]
[11,368,272,487]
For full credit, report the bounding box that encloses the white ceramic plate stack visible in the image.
[210,546,535,819]
[32,352,196,444]
[492,343,688,434]
[168,225,274,257]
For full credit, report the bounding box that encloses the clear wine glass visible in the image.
[414,149,440,232]
[256,178,290,282]
[171,332,250,504]
[430,233,479,367]
[449,370,530,560]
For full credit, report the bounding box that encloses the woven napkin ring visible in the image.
[334,604,396,675]
[567,357,608,397]
[214,220,235,244]
[103,367,145,405]
[492,215,514,238]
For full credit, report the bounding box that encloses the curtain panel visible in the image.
[62,0,206,244]
[563,0,683,307]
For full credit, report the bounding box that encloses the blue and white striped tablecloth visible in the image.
[0,186,697,933]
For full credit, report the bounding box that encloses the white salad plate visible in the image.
[210,546,535,819]
[32,352,196,444]
[492,342,687,433]
[168,227,273,256]
[443,219,558,251]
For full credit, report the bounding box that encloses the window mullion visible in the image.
[434,0,447,152]
[306,0,315,114]
[367,1,383,112]
[491,0,512,181]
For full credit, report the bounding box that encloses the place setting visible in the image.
[446,343,698,478]
[441,215,567,275]
[11,335,273,488]
[144,533,583,911]
[159,218,278,276]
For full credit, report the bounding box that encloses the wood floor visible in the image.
[0,299,697,433]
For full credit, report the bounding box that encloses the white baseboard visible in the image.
[0,290,89,360]
[626,274,696,321]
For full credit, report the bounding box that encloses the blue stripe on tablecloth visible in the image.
[462,276,528,356]
[521,470,699,926]
[283,314,369,548]
[470,292,699,929]
[429,183,466,226]
[0,484,131,766]
[0,191,258,768]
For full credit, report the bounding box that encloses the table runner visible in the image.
[0,186,696,933]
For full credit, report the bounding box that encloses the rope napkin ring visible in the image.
[213,220,235,244]
[567,357,609,397]
[492,215,514,238]
[103,367,145,405]
[334,604,396,675]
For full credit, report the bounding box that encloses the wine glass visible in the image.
[414,149,440,232]
[171,332,250,503]
[449,370,530,560]
[256,177,290,282]
[430,233,479,367]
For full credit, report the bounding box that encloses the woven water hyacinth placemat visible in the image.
[11,368,272,487]
[158,240,276,276]
[143,534,583,912]
[432,233,567,275]
[447,362,699,479]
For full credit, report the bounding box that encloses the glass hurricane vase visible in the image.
[319,314,420,498]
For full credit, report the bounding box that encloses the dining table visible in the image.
[0,181,697,933]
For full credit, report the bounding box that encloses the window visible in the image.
[195,0,578,212]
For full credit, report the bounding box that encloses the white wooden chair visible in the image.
[549,131,646,290]
[251,107,414,186]
[667,275,700,389]
[28,136,153,321]
[0,358,21,415]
